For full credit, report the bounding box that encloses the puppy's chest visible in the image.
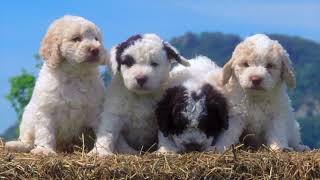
[246,102,275,131]
[123,98,158,129]
[60,78,103,108]
[54,77,103,135]
[121,97,159,148]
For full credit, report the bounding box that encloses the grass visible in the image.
[1,139,320,179]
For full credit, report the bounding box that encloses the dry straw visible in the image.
[1,139,320,179]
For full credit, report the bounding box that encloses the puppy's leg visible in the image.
[265,114,292,152]
[5,109,35,152]
[116,134,139,155]
[288,120,310,152]
[31,116,57,155]
[212,111,245,153]
[156,131,180,154]
[88,113,121,157]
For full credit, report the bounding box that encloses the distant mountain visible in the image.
[170,32,320,118]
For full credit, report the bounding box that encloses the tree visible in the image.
[2,70,36,140]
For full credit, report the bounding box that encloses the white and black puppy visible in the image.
[156,57,228,153]
[90,34,189,156]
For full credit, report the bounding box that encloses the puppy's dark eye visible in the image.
[242,62,249,67]
[266,63,273,69]
[72,36,82,42]
[151,61,159,67]
[122,55,135,68]
[95,37,99,41]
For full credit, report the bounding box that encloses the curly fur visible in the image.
[5,15,107,155]
[90,34,189,156]
[213,34,309,152]
[156,56,229,154]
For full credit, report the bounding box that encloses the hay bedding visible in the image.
[1,139,320,179]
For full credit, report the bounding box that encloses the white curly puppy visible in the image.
[5,15,107,155]
[156,57,229,154]
[90,34,189,156]
[214,34,309,152]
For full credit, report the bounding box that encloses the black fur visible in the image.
[155,86,189,137]
[122,55,135,68]
[197,84,229,138]
[155,84,228,140]
[115,34,142,71]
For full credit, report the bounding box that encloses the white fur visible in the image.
[90,34,187,156]
[5,15,106,155]
[213,34,309,152]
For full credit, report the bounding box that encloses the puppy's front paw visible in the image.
[31,146,56,156]
[269,144,293,152]
[295,144,310,152]
[5,141,33,152]
[207,145,227,153]
[156,146,177,155]
[88,148,114,157]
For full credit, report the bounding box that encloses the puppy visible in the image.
[90,34,189,156]
[213,34,309,152]
[156,56,228,153]
[5,15,107,155]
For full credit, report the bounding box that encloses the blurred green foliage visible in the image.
[299,116,320,149]
[3,70,35,139]
[6,70,36,120]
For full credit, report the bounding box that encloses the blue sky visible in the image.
[0,0,319,133]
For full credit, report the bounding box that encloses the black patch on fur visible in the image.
[155,84,229,140]
[121,55,135,68]
[155,86,189,137]
[197,84,229,139]
[115,34,142,71]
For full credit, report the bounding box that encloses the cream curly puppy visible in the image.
[213,34,309,152]
[5,15,107,155]
[90,34,189,156]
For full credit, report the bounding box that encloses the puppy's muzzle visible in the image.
[86,47,100,62]
[250,75,263,87]
[136,75,148,87]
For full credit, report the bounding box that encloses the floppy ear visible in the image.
[40,26,62,68]
[106,47,118,76]
[221,58,234,85]
[163,42,190,66]
[280,50,296,89]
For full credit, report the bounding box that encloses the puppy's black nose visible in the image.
[250,75,263,86]
[89,47,99,57]
[184,143,203,152]
[136,76,148,87]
